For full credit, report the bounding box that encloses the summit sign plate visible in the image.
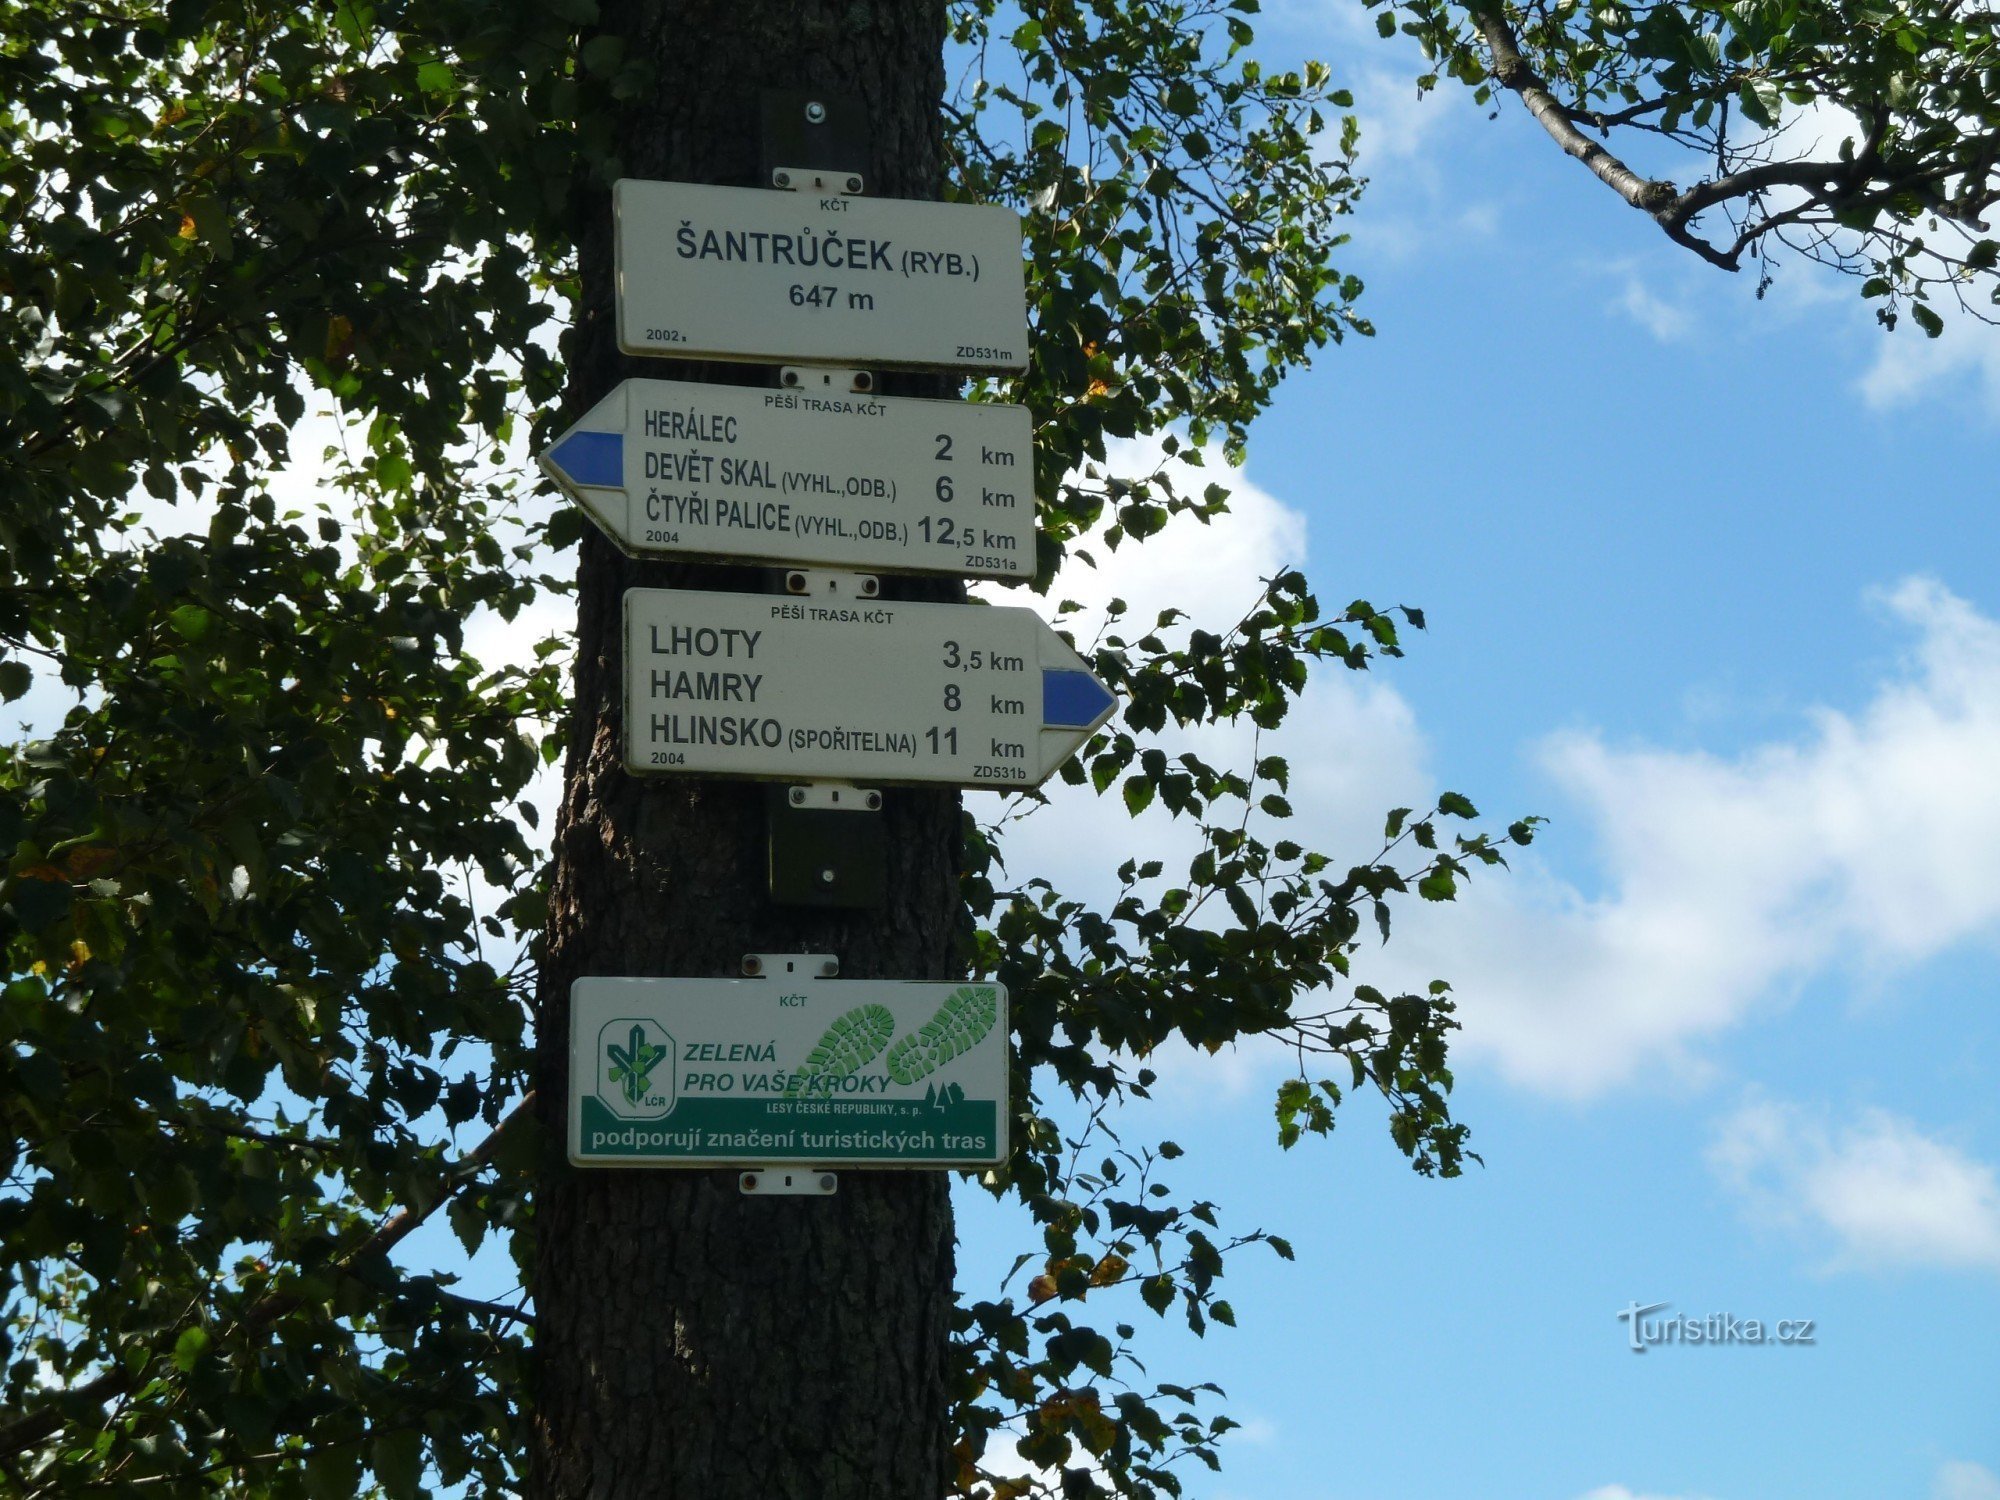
[569,976,1009,1168]
[615,179,1027,371]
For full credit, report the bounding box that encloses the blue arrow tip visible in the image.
[547,430,622,488]
[1042,669,1115,729]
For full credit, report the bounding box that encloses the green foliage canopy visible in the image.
[0,0,578,1486]
[0,0,1530,1494]
[1374,0,2000,327]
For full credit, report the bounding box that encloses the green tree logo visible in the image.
[596,1018,676,1120]
[606,1024,668,1105]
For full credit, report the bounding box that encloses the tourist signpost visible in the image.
[558,169,1110,1187]
[570,976,1009,1168]
[538,376,1035,576]
[624,587,1115,789]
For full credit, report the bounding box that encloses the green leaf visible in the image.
[371,1428,425,1499]
[171,1326,210,1372]
[1417,868,1458,901]
[0,660,30,702]
[1736,78,1781,127]
[305,1443,362,1500]
[580,35,624,75]
[168,605,212,641]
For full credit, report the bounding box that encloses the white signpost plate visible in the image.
[538,377,1035,577]
[615,179,1027,371]
[569,976,1009,1168]
[624,588,1115,789]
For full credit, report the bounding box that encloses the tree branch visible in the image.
[0,1094,535,1461]
[1472,9,1682,217]
[1669,157,1854,221]
[1571,92,1697,131]
[1470,6,1853,271]
[1469,11,1992,278]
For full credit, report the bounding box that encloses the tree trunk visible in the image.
[529,4,961,1496]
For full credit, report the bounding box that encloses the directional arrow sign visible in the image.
[625,587,1116,789]
[569,976,1009,1168]
[614,179,1027,370]
[538,378,1035,578]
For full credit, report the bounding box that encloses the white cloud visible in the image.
[1936,1460,2000,1500]
[990,434,1429,905]
[1376,576,2000,1096]
[985,437,1430,1106]
[999,442,2000,1109]
[1027,436,1307,627]
[1711,1102,2000,1274]
[1753,98,2000,416]
[1349,65,1459,171]
[1230,1415,1278,1445]
[1264,0,1410,50]
[1578,1487,1715,1500]
[1328,66,1501,262]
[967,1407,1272,1497]
[1858,299,2000,419]
[1613,273,1693,343]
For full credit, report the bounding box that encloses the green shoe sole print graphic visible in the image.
[885,984,999,1085]
[783,987,1002,1097]
[784,1004,897,1097]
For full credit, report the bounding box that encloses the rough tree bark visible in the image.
[529,3,962,1496]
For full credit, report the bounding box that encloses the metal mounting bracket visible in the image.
[740,952,840,979]
[779,364,874,395]
[758,539,885,909]
[767,782,887,909]
[739,1167,838,1195]
[784,783,882,814]
[770,167,864,195]
[761,90,869,197]
[781,567,879,599]
[736,951,845,1190]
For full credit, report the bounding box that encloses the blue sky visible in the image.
[952,5,2000,1498]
